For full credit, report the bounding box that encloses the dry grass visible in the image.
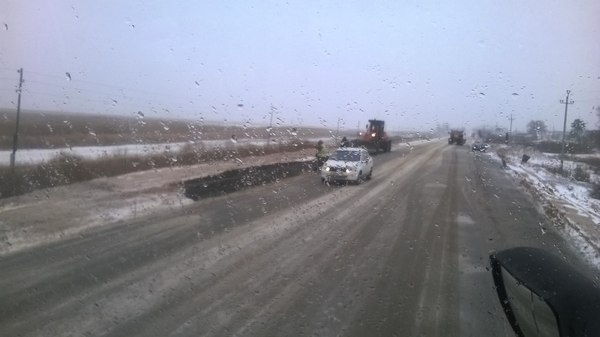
[0,109,334,149]
[573,157,600,174]
[541,164,571,178]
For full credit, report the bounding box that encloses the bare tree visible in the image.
[526,120,547,139]
[569,118,586,144]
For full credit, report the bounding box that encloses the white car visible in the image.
[321,147,374,183]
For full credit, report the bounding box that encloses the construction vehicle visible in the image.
[352,119,392,153]
[448,129,466,145]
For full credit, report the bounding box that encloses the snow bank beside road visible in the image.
[482,146,600,266]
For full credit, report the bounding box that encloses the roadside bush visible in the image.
[0,170,29,198]
[535,141,592,154]
[591,183,600,200]
[542,164,571,178]
[575,157,600,174]
[573,165,590,182]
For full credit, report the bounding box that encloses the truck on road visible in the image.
[448,129,466,145]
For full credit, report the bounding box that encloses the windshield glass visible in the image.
[1,1,599,336]
[330,150,361,161]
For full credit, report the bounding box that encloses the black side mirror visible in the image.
[490,247,600,337]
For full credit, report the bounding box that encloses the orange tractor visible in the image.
[352,119,392,153]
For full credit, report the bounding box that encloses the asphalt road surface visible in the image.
[0,140,587,336]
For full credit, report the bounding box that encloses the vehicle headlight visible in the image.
[371,133,376,137]
[325,166,330,171]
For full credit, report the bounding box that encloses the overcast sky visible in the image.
[1,0,599,132]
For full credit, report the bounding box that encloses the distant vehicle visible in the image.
[448,129,466,145]
[471,141,489,152]
[352,119,392,153]
[321,147,373,184]
[490,247,600,337]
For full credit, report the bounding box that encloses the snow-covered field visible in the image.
[483,145,600,266]
[1,136,430,167]
[0,137,327,166]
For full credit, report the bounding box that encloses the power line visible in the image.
[14,73,208,111]
[21,68,204,102]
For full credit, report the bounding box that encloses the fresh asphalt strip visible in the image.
[183,160,315,200]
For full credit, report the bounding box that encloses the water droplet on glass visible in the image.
[511,92,519,96]
[136,111,145,119]
[3,23,7,31]
[65,72,72,81]
[194,81,200,86]
[479,92,486,97]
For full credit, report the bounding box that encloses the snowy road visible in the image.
[0,140,593,336]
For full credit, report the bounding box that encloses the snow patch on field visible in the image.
[483,146,600,266]
[508,162,600,225]
[86,192,193,227]
[0,190,193,255]
[0,137,328,166]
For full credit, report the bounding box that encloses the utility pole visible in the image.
[559,90,574,173]
[267,105,275,147]
[10,68,24,172]
[507,114,514,143]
